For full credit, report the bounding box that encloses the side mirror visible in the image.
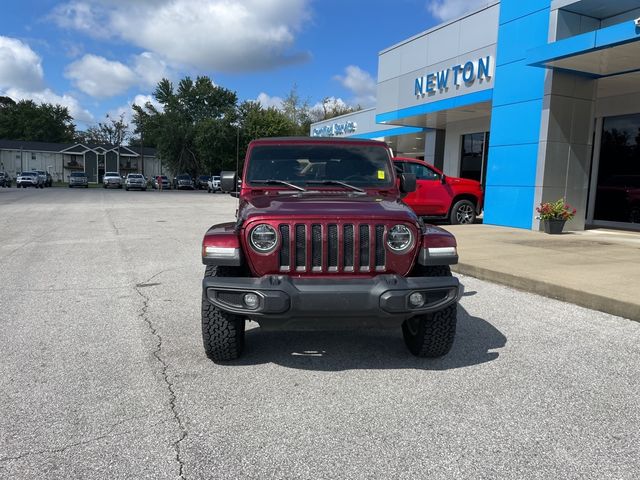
[220,171,237,192]
[399,173,416,193]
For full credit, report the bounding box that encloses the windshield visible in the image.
[105,172,119,177]
[177,175,190,180]
[21,173,35,177]
[129,174,143,178]
[246,144,394,188]
[71,172,86,177]
[199,176,209,180]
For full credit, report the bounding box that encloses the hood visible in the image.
[447,176,481,187]
[239,192,418,224]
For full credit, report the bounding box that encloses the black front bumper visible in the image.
[203,274,461,328]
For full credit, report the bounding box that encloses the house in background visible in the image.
[0,139,162,183]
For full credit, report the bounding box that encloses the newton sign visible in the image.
[415,56,493,98]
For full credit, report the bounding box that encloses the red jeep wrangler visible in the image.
[201,138,462,360]
[394,157,483,225]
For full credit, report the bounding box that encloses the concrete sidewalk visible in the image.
[444,224,640,322]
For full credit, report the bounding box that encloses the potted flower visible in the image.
[536,198,577,234]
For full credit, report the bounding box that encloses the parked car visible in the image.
[174,174,195,190]
[17,171,43,188]
[196,175,210,190]
[125,173,147,191]
[200,137,461,361]
[394,157,484,224]
[0,171,11,187]
[152,175,171,190]
[36,170,53,187]
[103,171,123,189]
[207,175,221,193]
[69,171,88,188]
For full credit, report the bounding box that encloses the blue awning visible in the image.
[527,20,640,78]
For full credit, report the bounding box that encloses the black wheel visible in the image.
[402,263,456,357]
[450,199,476,225]
[125,187,129,191]
[402,304,457,357]
[68,184,71,188]
[202,265,247,361]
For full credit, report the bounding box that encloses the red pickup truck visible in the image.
[394,157,483,224]
[200,137,463,361]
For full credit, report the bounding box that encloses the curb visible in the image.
[452,263,639,322]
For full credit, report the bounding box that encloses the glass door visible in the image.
[460,132,489,187]
[592,114,640,228]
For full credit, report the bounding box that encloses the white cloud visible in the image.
[0,36,45,91]
[256,92,284,109]
[426,0,491,21]
[51,0,312,72]
[65,52,170,99]
[4,87,94,124]
[0,36,94,126]
[107,94,164,125]
[311,96,348,112]
[333,66,376,108]
[132,52,169,88]
[65,54,137,97]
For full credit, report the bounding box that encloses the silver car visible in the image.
[103,172,123,189]
[17,172,43,188]
[69,172,88,188]
[125,173,147,191]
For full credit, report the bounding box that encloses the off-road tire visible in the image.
[202,265,247,361]
[450,199,476,225]
[402,304,457,357]
[402,263,456,357]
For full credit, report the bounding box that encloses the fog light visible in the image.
[243,293,260,309]
[409,292,426,308]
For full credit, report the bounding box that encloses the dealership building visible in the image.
[311,0,640,231]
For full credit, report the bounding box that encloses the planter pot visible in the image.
[543,219,566,234]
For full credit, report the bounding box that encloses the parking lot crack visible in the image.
[0,414,158,464]
[135,275,187,479]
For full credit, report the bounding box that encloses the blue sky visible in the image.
[0,0,487,130]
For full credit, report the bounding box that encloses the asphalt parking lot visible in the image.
[1,187,639,479]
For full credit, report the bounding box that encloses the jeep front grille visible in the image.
[278,223,386,273]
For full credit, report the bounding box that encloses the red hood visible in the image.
[446,176,481,187]
[239,192,418,224]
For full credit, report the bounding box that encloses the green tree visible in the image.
[0,99,75,142]
[281,84,313,136]
[132,76,238,176]
[77,113,129,145]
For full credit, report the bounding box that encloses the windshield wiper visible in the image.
[250,179,306,192]
[305,180,365,193]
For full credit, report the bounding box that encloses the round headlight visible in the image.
[250,224,278,252]
[386,224,413,253]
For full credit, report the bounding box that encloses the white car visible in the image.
[103,172,123,189]
[125,173,147,191]
[207,175,221,193]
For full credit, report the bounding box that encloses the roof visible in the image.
[0,139,156,156]
[251,136,386,144]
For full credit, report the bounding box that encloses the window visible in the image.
[402,162,440,181]
[460,132,489,184]
[594,114,640,224]
[31,153,36,160]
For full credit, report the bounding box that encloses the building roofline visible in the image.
[379,1,500,55]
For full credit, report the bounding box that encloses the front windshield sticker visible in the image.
[377,170,385,180]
